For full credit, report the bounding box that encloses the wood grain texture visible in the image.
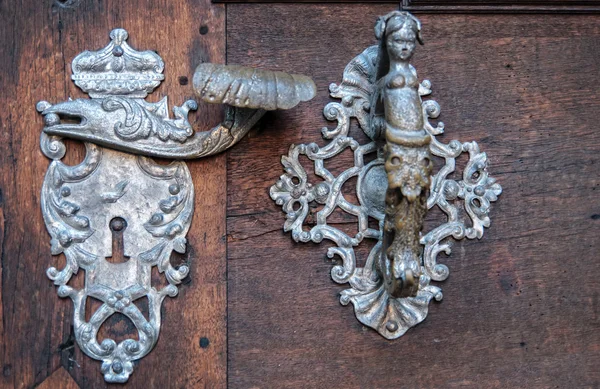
[226,4,600,388]
[215,0,397,3]
[0,0,226,387]
[214,0,600,14]
[405,0,600,14]
[36,368,79,389]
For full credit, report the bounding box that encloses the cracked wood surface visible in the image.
[226,4,600,388]
[0,0,226,387]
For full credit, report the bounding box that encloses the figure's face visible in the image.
[386,28,416,61]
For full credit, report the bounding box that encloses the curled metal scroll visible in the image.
[38,29,315,382]
[270,12,502,339]
[39,142,192,382]
[40,29,315,159]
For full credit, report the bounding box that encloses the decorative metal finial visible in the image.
[71,28,165,98]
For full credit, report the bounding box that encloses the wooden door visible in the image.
[0,1,228,387]
[1,1,599,388]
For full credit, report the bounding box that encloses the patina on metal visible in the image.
[37,28,315,383]
[270,11,502,339]
[40,30,315,159]
[377,12,430,300]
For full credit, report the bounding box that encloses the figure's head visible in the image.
[375,11,422,62]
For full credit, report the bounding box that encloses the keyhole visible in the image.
[107,217,129,263]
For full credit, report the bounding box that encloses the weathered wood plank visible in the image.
[226,5,600,388]
[214,0,600,14]
[0,0,227,387]
[409,0,600,13]
[36,368,79,389]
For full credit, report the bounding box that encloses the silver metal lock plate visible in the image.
[37,28,315,382]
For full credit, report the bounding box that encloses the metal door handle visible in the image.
[37,28,315,383]
[270,11,502,339]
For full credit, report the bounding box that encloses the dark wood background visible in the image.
[1,1,599,388]
[226,3,600,389]
[214,0,600,14]
[0,0,227,388]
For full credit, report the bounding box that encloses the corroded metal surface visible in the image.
[38,139,192,382]
[271,12,502,339]
[377,12,430,299]
[37,28,315,382]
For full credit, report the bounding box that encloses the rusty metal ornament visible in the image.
[37,29,315,383]
[270,11,502,339]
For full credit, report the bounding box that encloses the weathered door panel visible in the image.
[1,1,599,388]
[0,1,226,387]
[226,4,600,388]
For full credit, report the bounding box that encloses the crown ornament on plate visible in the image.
[71,28,165,98]
[40,28,316,158]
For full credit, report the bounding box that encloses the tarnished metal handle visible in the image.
[379,128,432,299]
[376,11,432,300]
[40,55,315,160]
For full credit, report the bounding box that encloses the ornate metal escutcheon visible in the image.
[271,11,502,339]
[37,29,315,382]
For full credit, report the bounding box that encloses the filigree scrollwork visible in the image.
[38,28,316,382]
[271,21,502,339]
[40,140,193,382]
[102,97,198,142]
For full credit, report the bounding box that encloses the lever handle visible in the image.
[37,28,315,383]
[38,29,316,160]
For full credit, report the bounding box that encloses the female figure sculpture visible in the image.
[375,12,432,298]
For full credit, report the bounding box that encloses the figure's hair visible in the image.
[374,11,423,45]
[373,11,423,83]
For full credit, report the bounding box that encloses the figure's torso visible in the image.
[382,69,423,132]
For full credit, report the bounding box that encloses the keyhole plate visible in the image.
[41,145,194,382]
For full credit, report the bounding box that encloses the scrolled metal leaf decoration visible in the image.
[38,29,315,382]
[271,11,502,339]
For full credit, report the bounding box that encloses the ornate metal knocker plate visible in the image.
[37,29,315,382]
[271,12,502,339]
